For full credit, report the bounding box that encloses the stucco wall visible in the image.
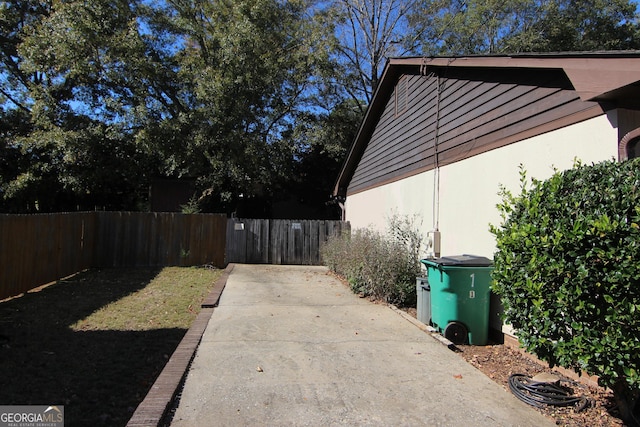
[346,113,619,259]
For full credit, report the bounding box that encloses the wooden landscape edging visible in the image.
[126,263,235,427]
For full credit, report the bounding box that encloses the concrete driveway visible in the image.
[170,264,554,426]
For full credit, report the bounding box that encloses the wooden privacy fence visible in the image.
[0,212,227,301]
[226,219,350,265]
[0,213,97,301]
[94,212,226,268]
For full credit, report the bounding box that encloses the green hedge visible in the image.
[491,160,640,425]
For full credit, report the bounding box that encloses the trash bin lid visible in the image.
[422,254,493,267]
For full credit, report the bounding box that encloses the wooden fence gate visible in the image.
[226,219,350,265]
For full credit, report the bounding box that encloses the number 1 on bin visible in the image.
[470,274,476,298]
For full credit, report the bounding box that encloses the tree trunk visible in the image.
[612,380,640,427]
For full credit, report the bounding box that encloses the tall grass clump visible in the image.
[321,214,424,306]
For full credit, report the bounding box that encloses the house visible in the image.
[332,52,640,338]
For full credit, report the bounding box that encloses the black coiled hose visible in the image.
[508,373,590,411]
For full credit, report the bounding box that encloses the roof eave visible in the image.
[333,59,403,197]
[332,52,640,198]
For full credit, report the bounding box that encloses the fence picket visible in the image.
[0,212,227,300]
[226,219,350,265]
[0,213,347,301]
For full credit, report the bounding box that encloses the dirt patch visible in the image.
[457,343,623,426]
[399,306,623,426]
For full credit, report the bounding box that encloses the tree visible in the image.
[162,0,341,212]
[0,0,343,214]
[0,1,149,211]
[0,0,160,211]
[328,0,422,105]
[286,98,364,218]
[491,161,640,426]
[507,0,640,52]
[410,0,640,55]
[409,0,540,54]
[0,108,35,212]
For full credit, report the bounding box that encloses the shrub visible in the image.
[321,214,424,306]
[490,160,640,425]
[180,195,202,214]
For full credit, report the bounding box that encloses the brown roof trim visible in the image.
[333,52,640,198]
[395,54,640,102]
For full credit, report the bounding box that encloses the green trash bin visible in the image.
[420,255,493,345]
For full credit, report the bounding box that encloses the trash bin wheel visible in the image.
[444,321,468,345]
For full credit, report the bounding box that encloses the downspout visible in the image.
[433,73,441,232]
[422,59,443,257]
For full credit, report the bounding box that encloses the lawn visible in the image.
[0,266,221,427]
